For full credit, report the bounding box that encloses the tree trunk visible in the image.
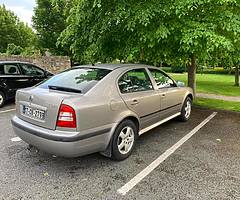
[235,66,239,87]
[188,54,197,98]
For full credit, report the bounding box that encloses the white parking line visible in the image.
[11,137,22,142]
[0,109,16,114]
[117,112,217,196]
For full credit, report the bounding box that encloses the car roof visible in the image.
[73,63,158,70]
[0,61,37,65]
[0,62,158,70]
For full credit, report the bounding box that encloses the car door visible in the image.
[0,63,30,99]
[118,68,161,129]
[20,63,46,86]
[148,68,183,120]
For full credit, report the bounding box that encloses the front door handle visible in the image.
[131,99,139,105]
[161,93,166,98]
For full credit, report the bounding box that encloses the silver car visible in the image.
[11,64,193,160]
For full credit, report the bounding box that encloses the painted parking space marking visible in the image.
[11,137,22,142]
[0,109,16,114]
[117,112,217,196]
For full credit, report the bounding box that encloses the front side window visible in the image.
[39,67,111,94]
[118,68,153,93]
[21,64,45,76]
[2,64,21,75]
[149,68,175,89]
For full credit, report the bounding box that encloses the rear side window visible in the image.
[39,68,111,93]
[0,64,21,75]
[118,68,153,93]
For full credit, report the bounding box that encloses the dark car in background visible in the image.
[0,61,53,107]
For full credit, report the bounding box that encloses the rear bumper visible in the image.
[11,116,115,157]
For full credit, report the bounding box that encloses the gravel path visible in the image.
[197,93,240,102]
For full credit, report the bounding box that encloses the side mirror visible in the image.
[176,81,185,87]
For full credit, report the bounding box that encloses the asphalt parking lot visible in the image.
[0,102,240,200]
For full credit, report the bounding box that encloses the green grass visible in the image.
[194,98,240,112]
[169,73,240,97]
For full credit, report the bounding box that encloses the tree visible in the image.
[59,0,172,63]
[33,0,71,55]
[0,5,35,53]
[59,0,240,94]
[6,43,23,55]
[172,0,240,94]
[235,66,239,86]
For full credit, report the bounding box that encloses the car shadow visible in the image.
[13,108,213,177]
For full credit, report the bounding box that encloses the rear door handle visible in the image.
[131,99,139,105]
[161,93,166,98]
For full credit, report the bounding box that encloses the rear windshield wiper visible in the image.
[48,85,82,93]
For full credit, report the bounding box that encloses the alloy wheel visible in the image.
[117,126,135,155]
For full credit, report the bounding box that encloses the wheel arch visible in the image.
[182,90,194,104]
[187,93,193,101]
[100,114,140,158]
[117,115,140,133]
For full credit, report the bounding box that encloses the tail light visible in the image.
[56,104,76,128]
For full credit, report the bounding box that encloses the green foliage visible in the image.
[161,67,172,73]
[0,5,36,53]
[33,0,71,55]
[171,65,186,73]
[164,66,235,74]
[58,0,240,68]
[21,46,41,56]
[196,67,235,75]
[6,43,23,55]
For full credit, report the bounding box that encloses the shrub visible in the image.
[196,67,234,75]
[6,43,23,55]
[161,67,172,73]
[171,65,186,73]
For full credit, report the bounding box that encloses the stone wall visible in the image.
[0,55,71,74]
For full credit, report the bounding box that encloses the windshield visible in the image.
[39,67,111,93]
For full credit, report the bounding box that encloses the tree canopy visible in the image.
[57,0,240,92]
[0,4,36,53]
[1,0,239,91]
[33,0,71,55]
[59,0,240,63]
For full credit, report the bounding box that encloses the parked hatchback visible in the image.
[11,64,193,160]
[0,61,53,107]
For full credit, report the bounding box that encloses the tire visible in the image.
[111,120,137,161]
[0,91,5,108]
[178,97,192,122]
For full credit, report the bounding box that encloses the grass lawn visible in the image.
[194,98,240,112]
[169,73,240,97]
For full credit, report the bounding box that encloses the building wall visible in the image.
[0,55,71,74]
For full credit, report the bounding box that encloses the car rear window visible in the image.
[39,67,111,93]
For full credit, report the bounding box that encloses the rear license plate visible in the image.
[22,105,45,120]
